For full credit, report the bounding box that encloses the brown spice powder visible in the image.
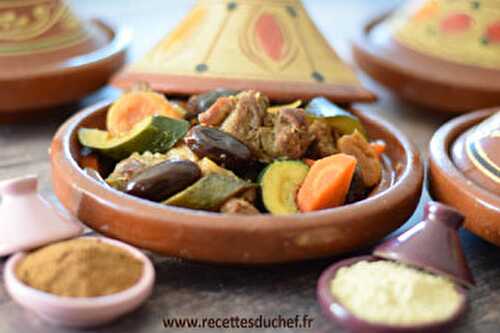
[15,238,144,298]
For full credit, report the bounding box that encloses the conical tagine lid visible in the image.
[0,0,108,77]
[112,0,375,103]
[0,0,130,113]
[387,0,500,70]
[452,111,500,195]
[374,201,475,288]
[0,175,83,256]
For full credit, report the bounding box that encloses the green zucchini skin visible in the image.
[78,116,189,160]
[258,160,309,215]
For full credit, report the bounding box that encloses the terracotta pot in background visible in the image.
[0,0,130,115]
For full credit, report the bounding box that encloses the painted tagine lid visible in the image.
[452,111,499,195]
[351,0,500,112]
[0,0,130,113]
[389,0,500,71]
[112,0,375,103]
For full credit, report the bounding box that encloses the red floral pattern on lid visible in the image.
[486,21,500,43]
[440,13,473,33]
[255,13,285,61]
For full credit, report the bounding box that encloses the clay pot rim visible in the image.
[54,99,422,231]
[316,255,467,333]
[0,18,131,80]
[429,108,500,208]
[4,236,155,307]
[353,10,500,91]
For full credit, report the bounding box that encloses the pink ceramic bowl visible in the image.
[4,236,155,328]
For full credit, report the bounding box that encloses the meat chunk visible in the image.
[220,198,260,215]
[198,97,236,126]
[337,130,382,187]
[220,90,269,158]
[106,152,167,190]
[217,91,313,162]
[239,187,257,203]
[307,119,338,158]
[261,108,314,160]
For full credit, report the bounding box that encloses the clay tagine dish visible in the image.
[50,96,423,264]
[111,0,376,103]
[429,108,500,245]
[0,0,130,117]
[352,0,500,113]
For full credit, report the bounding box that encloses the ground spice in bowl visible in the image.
[330,260,464,326]
[15,238,144,298]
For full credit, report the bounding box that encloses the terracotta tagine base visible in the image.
[112,0,375,103]
[0,0,130,115]
[49,99,423,264]
[352,0,500,113]
[429,108,500,245]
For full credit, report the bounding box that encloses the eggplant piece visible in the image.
[126,160,201,202]
[186,89,239,119]
[164,173,255,211]
[305,97,367,137]
[184,125,253,170]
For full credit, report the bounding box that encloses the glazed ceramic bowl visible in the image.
[317,256,467,333]
[50,100,423,264]
[429,108,500,245]
[4,237,155,328]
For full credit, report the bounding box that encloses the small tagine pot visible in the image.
[429,108,500,245]
[0,0,130,117]
[352,0,500,113]
[112,0,375,103]
[317,201,473,333]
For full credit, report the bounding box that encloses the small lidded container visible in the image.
[429,109,500,246]
[317,201,474,333]
[0,176,155,328]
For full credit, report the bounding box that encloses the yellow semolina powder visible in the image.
[16,238,144,298]
[330,260,463,326]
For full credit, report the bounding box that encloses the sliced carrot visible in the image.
[370,140,386,157]
[297,153,357,212]
[106,91,184,136]
[303,158,316,167]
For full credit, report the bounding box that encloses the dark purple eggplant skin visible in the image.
[184,125,253,170]
[345,171,370,204]
[126,160,201,202]
[186,89,239,119]
[316,256,467,333]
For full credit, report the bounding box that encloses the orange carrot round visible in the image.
[107,91,184,136]
[297,153,357,212]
